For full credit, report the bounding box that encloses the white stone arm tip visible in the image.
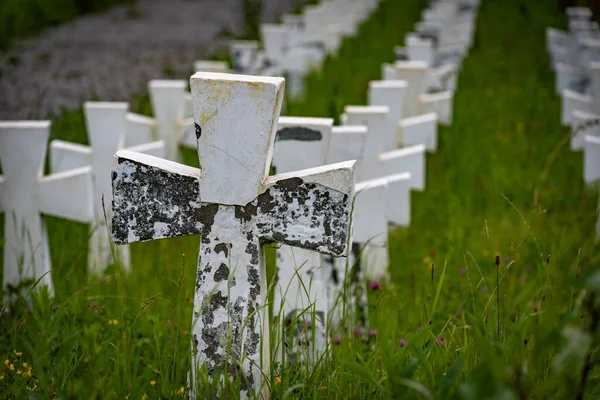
[49,140,92,173]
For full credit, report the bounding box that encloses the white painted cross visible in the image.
[49,102,165,275]
[230,40,264,74]
[110,72,356,399]
[270,116,333,366]
[342,105,426,196]
[0,121,93,295]
[382,61,454,125]
[368,80,438,151]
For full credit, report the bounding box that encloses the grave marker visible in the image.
[110,73,356,398]
[271,116,334,366]
[0,121,93,295]
[50,102,164,274]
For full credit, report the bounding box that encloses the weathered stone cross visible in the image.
[110,72,355,398]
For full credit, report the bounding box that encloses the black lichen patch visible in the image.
[245,240,259,265]
[213,263,229,282]
[276,126,323,142]
[234,202,258,223]
[214,243,229,257]
[202,290,227,326]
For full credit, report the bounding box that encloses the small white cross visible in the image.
[49,102,165,275]
[0,121,93,295]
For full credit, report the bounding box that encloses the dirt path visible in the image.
[0,0,306,119]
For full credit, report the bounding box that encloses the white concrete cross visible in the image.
[382,61,454,125]
[0,121,93,295]
[110,72,356,399]
[50,102,165,275]
[270,116,333,366]
[230,41,264,74]
[342,106,426,197]
[368,80,438,151]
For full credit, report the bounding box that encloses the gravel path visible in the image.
[0,0,306,120]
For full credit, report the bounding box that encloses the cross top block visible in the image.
[190,72,285,206]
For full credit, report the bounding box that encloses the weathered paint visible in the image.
[111,72,356,400]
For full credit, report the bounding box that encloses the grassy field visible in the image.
[2,0,600,398]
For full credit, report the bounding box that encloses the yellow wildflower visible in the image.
[177,386,185,395]
[95,344,102,352]
[423,256,432,265]
[25,368,32,377]
[9,364,14,371]
[22,362,28,368]
[141,394,148,400]
[0,375,3,380]
[150,380,156,386]
[14,351,22,357]
[16,369,22,375]
[4,359,8,366]
[274,377,281,385]
[181,329,189,335]
[108,319,119,325]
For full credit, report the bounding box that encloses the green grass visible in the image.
[2,0,600,398]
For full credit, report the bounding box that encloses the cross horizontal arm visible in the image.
[49,140,92,174]
[38,167,94,223]
[259,160,356,256]
[111,150,203,245]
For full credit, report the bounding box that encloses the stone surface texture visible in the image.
[0,0,308,119]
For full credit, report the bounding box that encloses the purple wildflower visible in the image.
[332,337,342,345]
[369,281,381,291]
[416,326,422,332]
[399,338,407,347]
[368,329,377,337]
[436,337,445,346]
[353,327,363,336]
[481,286,488,293]
[460,268,467,276]
[51,305,58,313]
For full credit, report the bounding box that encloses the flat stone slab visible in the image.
[0,0,308,119]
